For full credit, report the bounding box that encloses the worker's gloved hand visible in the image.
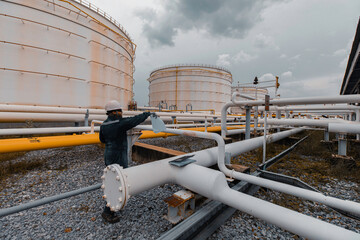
[143,112,151,117]
[150,112,157,118]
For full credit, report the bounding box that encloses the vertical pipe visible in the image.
[205,117,208,132]
[276,110,281,132]
[84,109,89,127]
[245,106,251,139]
[254,87,258,135]
[356,109,360,140]
[263,111,268,163]
[338,134,347,156]
[324,130,329,142]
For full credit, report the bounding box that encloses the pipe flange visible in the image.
[102,164,128,212]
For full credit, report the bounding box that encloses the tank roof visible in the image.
[150,64,232,76]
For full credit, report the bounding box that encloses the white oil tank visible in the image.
[148,64,232,113]
[0,0,135,109]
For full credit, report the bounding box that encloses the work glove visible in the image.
[150,112,158,118]
[143,112,151,117]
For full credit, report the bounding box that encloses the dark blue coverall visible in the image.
[100,112,150,214]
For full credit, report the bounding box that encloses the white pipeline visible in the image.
[104,130,360,239]
[328,123,360,134]
[0,112,230,123]
[222,94,360,137]
[0,126,100,136]
[136,126,360,217]
[257,118,350,128]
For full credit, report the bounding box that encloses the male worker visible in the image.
[100,100,151,223]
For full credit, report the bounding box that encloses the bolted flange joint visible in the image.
[102,164,129,212]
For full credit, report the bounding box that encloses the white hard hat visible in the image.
[105,100,122,112]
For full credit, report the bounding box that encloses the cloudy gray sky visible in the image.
[91,0,360,106]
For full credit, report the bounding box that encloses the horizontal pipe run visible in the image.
[328,123,360,134]
[0,125,246,153]
[0,112,236,123]
[0,104,229,119]
[258,118,351,128]
[0,126,100,136]
[258,105,360,112]
[0,122,243,136]
[232,94,360,106]
[222,94,360,138]
[0,183,101,218]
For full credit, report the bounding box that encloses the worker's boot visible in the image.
[101,211,120,224]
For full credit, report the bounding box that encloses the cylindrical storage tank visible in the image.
[0,0,135,109]
[148,64,232,113]
[230,87,268,114]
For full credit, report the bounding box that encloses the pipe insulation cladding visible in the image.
[0,0,135,109]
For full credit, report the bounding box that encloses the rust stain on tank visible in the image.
[1,0,134,109]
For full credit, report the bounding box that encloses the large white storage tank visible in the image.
[0,0,135,109]
[148,64,232,113]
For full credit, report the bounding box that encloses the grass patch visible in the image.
[0,159,46,183]
[233,130,360,184]
[0,152,27,163]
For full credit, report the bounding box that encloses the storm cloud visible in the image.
[136,0,282,47]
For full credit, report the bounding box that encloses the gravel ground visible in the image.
[0,136,359,239]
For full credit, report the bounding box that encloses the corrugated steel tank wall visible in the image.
[148,65,232,113]
[0,0,135,109]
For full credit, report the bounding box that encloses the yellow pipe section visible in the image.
[0,134,100,153]
[0,125,247,153]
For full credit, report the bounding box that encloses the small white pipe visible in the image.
[0,126,99,136]
[90,120,103,134]
[233,92,257,100]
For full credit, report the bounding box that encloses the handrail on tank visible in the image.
[54,0,137,54]
[149,68,232,80]
[1,40,85,60]
[1,68,86,82]
[0,13,86,39]
[150,64,232,76]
